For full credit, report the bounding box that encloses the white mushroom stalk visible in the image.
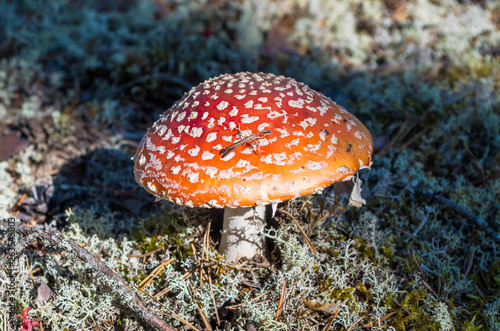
[219,206,266,262]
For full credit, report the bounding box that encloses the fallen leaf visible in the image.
[0,129,29,161]
[304,298,342,314]
[34,279,53,307]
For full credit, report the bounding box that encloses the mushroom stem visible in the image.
[219,205,266,262]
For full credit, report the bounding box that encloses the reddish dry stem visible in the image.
[220,129,272,158]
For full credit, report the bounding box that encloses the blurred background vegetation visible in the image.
[0,0,499,330]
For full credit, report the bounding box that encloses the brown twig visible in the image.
[190,243,206,295]
[392,297,413,316]
[220,129,272,158]
[378,112,428,157]
[5,221,175,331]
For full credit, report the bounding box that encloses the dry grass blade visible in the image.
[227,289,272,309]
[359,311,397,328]
[226,299,273,310]
[346,315,365,331]
[464,245,474,276]
[127,246,165,264]
[311,205,343,236]
[322,308,340,331]
[149,271,193,303]
[11,192,27,217]
[203,222,211,261]
[190,242,206,293]
[141,290,199,331]
[188,281,212,331]
[208,273,220,326]
[410,245,440,301]
[280,209,318,255]
[137,258,175,290]
[275,278,287,320]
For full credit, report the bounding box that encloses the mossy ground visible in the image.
[0,0,499,330]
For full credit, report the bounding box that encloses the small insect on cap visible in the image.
[134,72,373,208]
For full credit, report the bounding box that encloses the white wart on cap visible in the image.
[134,72,373,208]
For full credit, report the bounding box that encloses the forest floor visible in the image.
[0,0,499,330]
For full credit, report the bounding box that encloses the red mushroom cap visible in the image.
[134,72,373,208]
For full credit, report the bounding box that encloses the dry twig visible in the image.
[410,245,440,301]
[150,271,192,302]
[346,315,365,331]
[208,273,220,326]
[226,289,272,309]
[322,308,340,331]
[417,188,500,243]
[3,220,175,331]
[141,291,199,331]
[137,258,175,290]
[275,278,287,320]
[392,298,413,316]
[358,311,397,328]
[280,209,318,255]
[188,280,212,331]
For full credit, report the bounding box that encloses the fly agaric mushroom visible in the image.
[134,72,373,262]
